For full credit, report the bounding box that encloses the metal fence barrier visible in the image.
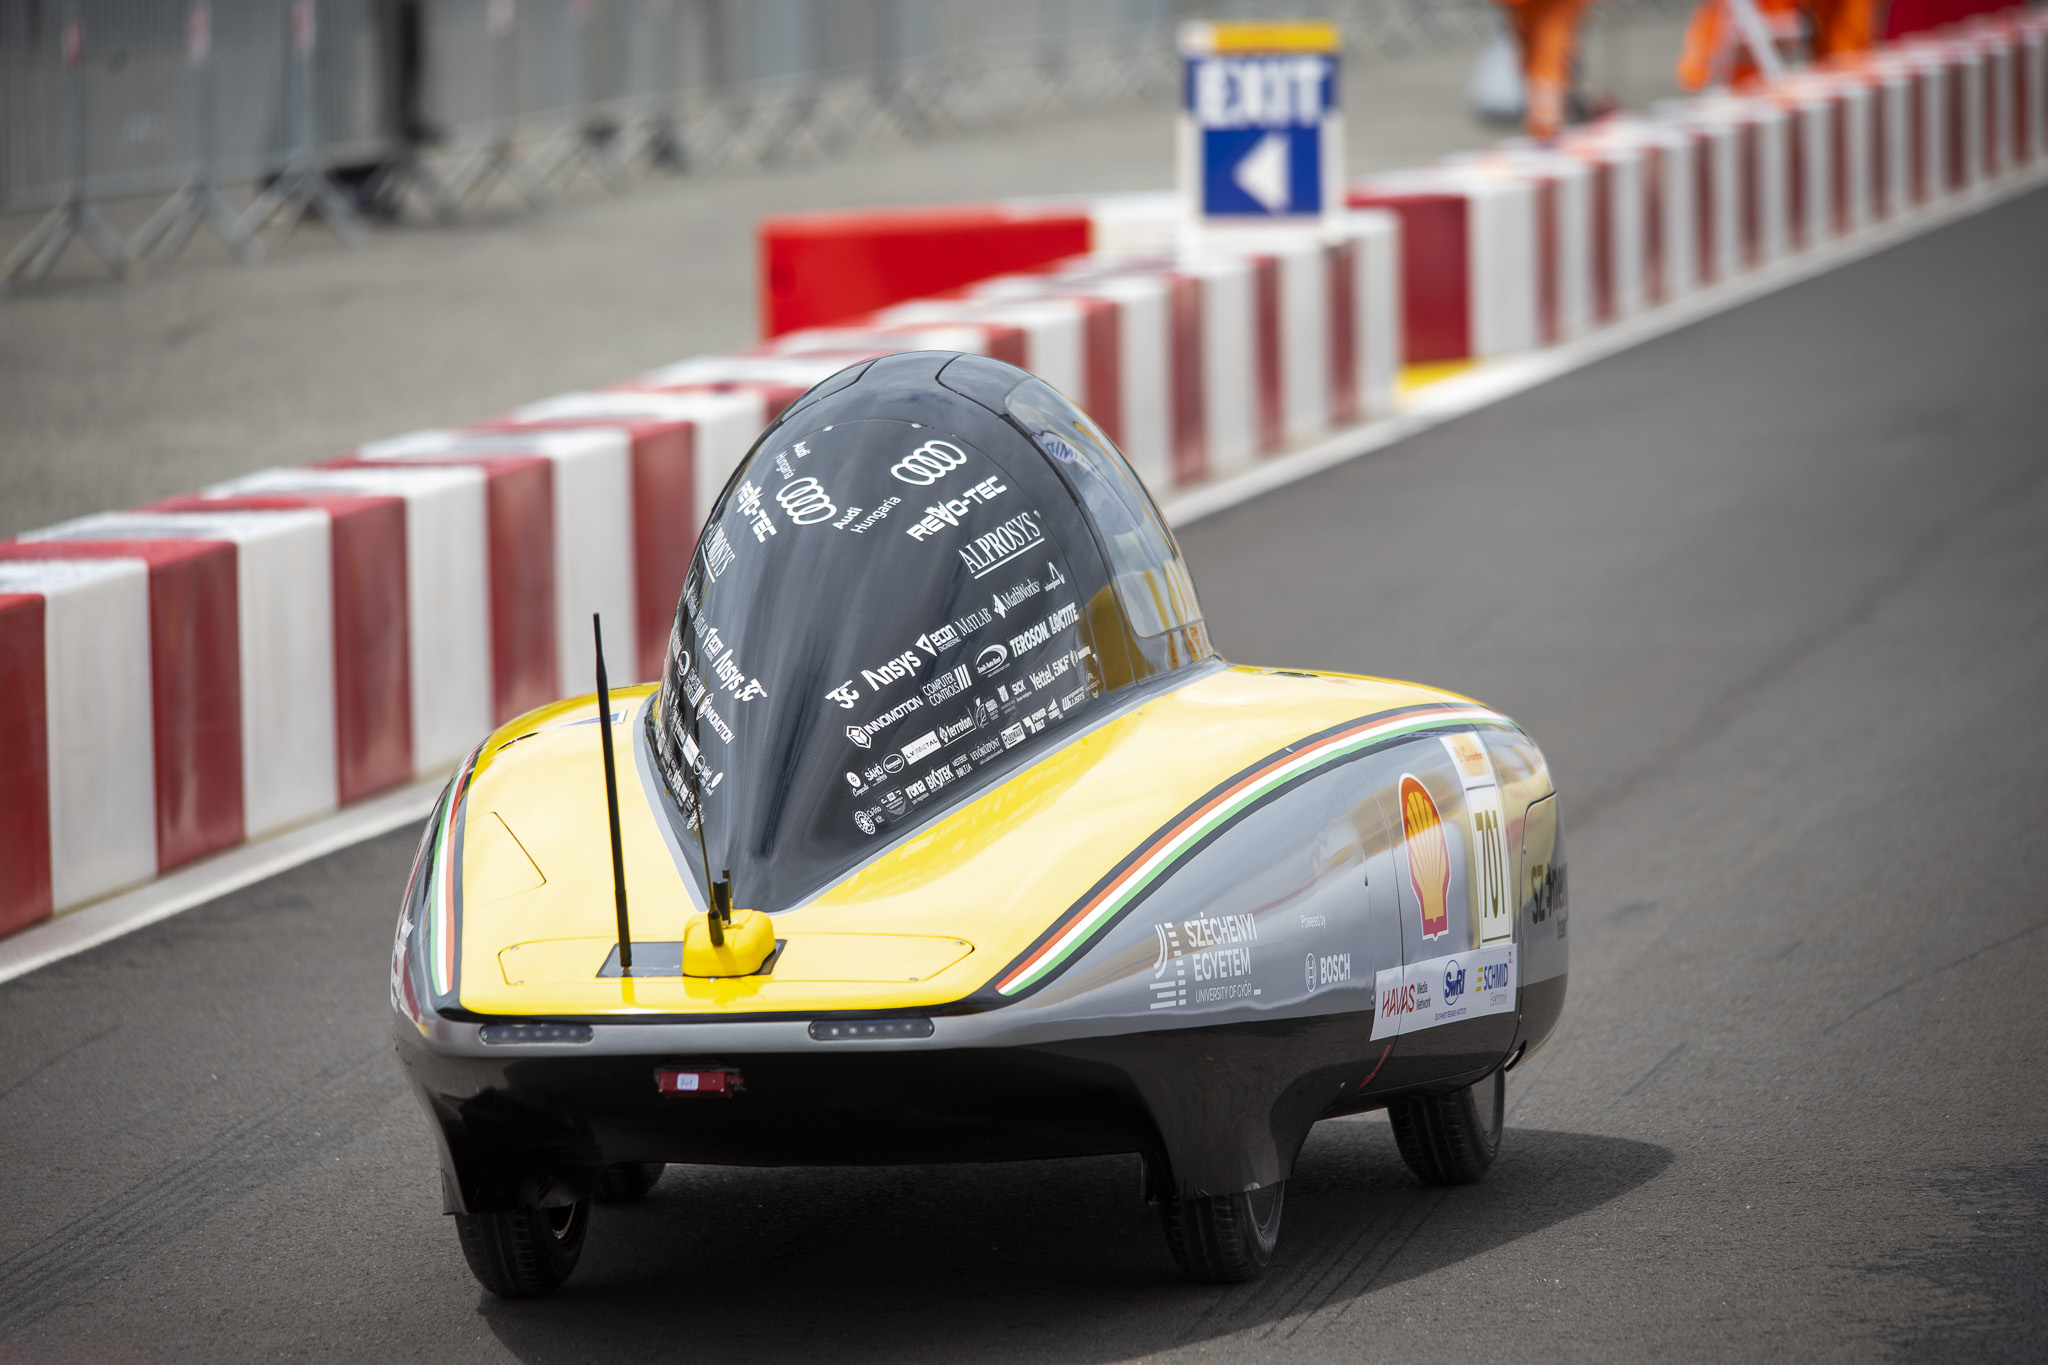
[1,0,1684,287]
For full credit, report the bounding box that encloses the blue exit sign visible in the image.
[1179,24,1343,226]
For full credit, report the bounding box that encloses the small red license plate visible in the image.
[655,1067,740,1096]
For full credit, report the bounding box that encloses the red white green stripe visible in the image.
[426,749,482,998]
[993,704,1513,997]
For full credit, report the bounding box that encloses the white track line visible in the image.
[3,163,2041,986]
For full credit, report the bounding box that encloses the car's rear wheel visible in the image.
[1160,1182,1285,1283]
[1388,1065,1505,1186]
[454,1198,589,1297]
[594,1161,664,1203]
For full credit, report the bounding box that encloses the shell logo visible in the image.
[1401,774,1451,942]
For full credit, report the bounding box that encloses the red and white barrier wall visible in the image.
[836,211,1403,485]
[3,10,2042,940]
[0,560,155,930]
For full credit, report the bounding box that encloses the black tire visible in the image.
[594,1161,664,1203]
[1160,1183,1285,1283]
[453,1199,589,1298]
[1388,1065,1505,1186]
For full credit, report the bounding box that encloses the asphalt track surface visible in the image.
[5,187,2047,1363]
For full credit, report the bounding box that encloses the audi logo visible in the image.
[890,440,968,486]
[776,476,837,525]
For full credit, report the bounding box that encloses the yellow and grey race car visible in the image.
[390,352,1569,1296]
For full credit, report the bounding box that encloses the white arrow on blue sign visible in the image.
[1185,53,1338,219]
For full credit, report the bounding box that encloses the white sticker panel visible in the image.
[1442,732,1514,945]
[1371,944,1516,1040]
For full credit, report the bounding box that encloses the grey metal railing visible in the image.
[2,0,1684,288]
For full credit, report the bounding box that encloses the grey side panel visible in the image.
[994,747,1410,1196]
[1518,793,1566,987]
[1376,738,1519,1071]
[1516,793,1569,1056]
[1015,746,1412,1033]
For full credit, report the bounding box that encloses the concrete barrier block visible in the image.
[971,268,1174,489]
[1344,210,1402,418]
[359,428,630,700]
[0,538,241,872]
[1351,168,1537,362]
[203,465,492,777]
[491,390,768,682]
[26,510,337,842]
[629,354,853,426]
[0,559,155,922]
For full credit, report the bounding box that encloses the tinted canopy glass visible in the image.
[648,353,1210,913]
[1005,377,1202,639]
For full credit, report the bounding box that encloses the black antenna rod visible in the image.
[593,615,632,973]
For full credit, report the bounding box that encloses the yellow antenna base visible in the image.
[683,909,776,978]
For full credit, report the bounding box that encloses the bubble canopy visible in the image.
[646,351,1213,914]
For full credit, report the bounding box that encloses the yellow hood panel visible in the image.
[462,812,545,906]
[455,669,1471,1017]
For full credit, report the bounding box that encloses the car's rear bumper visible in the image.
[394,985,1544,1212]
[395,1021,1159,1212]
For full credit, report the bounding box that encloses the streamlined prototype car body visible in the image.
[391,352,1569,1296]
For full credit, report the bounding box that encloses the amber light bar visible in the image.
[479,1023,594,1045]
[808,1018,935,1041]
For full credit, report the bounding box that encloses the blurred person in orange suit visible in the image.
[1498,0,1600,140]
[1676,0,1807,89]
[1806,0,1880,60]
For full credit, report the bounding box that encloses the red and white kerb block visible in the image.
[765,321,1027,369]
[478,389,765,684]
[993,256,1234,487]
[968,267,1176,486]
[626,353,853,426]
[1825,61,1915,223]
[187,464,493,777]
[1873,46,1955,205]
[1450,148,1596,343]
[1651,111,1742,287]
[19,510,340,843]
[1689,95,1793,270]
[349,427,634,698]
[1767,82,1847,250]
[965,211,1398,489]
[1346,212,1404,423]
[0,559,154,933]
[1563,138,1649,322]
[1350,167,1539,363]
[1933,22,2031,185]
[1915,37,1989,195]
[0,504,355,932]
[1567,119,1703,306]
[877,294,1105,418]
[2007,17,2048,169]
